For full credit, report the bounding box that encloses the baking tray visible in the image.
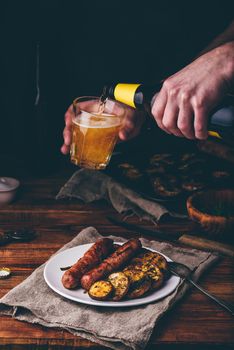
[105,148,234,204]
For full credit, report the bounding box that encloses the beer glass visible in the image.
[71,96,126,169]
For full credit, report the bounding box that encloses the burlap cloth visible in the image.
[56,169,186,221]
[0,227,218,350]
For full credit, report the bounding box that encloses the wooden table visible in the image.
[0,168,233,350]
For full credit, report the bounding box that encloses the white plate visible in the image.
[44,243,180,307]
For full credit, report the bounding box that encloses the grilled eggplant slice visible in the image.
[88,281,113,301]
[127,278,152,299]
[141,263,164,290]
[126,251,167,296]
[123,267,146,287]
[131,251,167,272]
[108,272,130,301]
[141,252,168,271]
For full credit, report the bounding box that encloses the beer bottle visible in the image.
[102,83,163,109]
[102,83,234,145]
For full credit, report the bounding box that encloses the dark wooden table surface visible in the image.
[0,168,233,350]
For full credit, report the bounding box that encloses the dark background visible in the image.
[0,0,233,175]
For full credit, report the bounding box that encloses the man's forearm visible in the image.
[196,20,234,92]
[199,20,234,55]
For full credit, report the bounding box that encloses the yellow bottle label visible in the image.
[208,130,222,139]
[114,83,141,108]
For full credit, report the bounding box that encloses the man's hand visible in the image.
[151,42,234,140]
[61,105,73,155]
[61,104,146,155]
[118,108,146,141]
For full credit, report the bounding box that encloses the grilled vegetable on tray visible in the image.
[118,163,144,181]
[151,176,182,198]
[113,152,233,200]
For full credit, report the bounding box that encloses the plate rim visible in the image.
[44,242,180,307]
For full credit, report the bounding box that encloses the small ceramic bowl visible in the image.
[187,189,234,237]
[0,177,20,205]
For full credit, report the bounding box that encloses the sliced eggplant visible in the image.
[141,263,164,290]
[141,252,168,271]
[123,267,146,287]
[126,278,152,299]
[88,281,113,301]
[108,272,130,301]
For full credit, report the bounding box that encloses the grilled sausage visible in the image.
[62,238,114,289]
[81,238,142,290]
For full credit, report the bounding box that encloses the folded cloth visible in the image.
[56,169,185,222]
[0,227,218,350]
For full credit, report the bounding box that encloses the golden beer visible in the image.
[70,109,122,169]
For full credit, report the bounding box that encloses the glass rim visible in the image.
[72,96,126,119]
[73,95,99,106]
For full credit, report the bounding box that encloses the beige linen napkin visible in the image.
[0,227,218,350]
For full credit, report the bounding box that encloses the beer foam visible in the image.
[74,110,121,128]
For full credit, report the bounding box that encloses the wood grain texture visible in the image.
[0,169,233,349]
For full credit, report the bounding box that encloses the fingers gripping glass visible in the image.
[70,96,126,170]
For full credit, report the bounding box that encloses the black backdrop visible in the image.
[0,0,233,174]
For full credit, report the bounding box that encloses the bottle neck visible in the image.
[134,83,162,108]
[103,82,163,109]
[112,83,142,108]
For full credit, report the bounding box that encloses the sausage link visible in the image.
[81,238,142,290]
[62,238,113,289]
